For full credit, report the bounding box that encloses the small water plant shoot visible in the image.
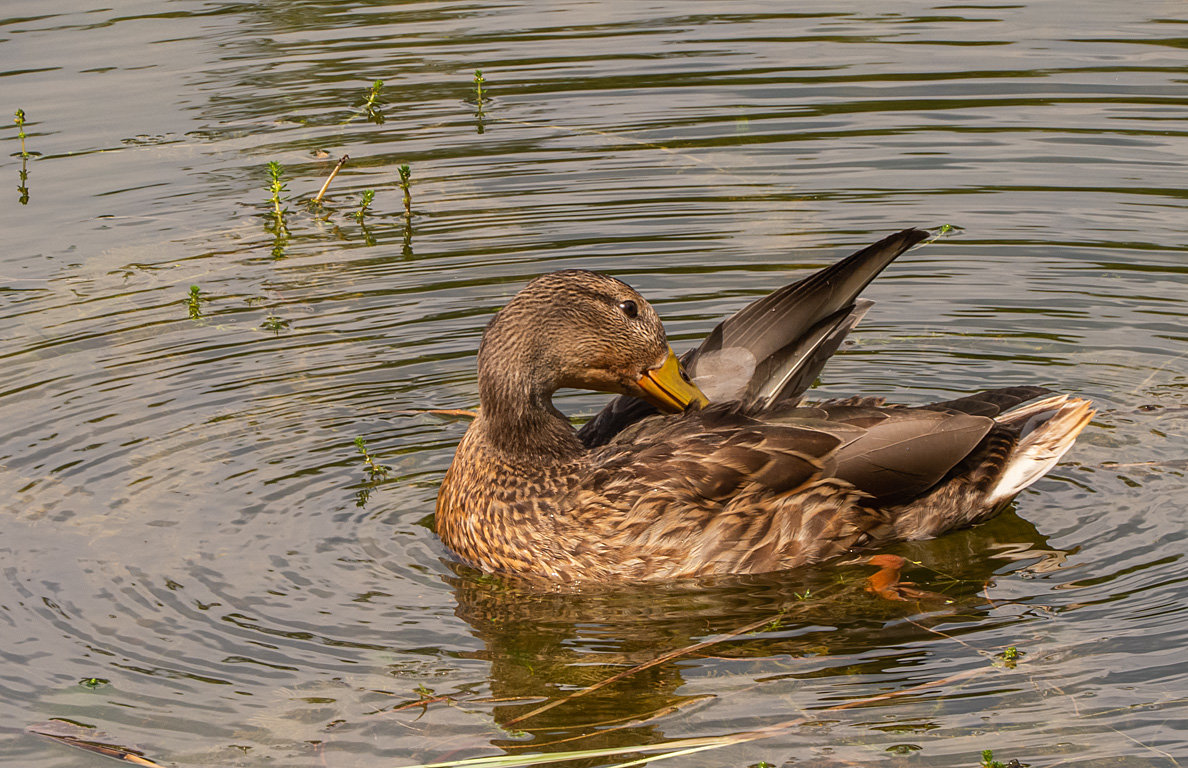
[14,109,28,158]
[473,70,487,133]
[266,161,288,230]
[398,163,412,216]
[265,161,289,257]
[980,749,1005,768]
[362,79,385,124]
[354,189,375,222]
[979,749,1021,768]
[995,644,1022,669]
[14,109,29,204]
[354,436,391,480]
[187,285,203,319]
[261,314,288,334]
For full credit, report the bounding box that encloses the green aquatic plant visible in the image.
[266,161,288,229]
[398,163,412,216]
[261,314,288,334]
[473,70,487,133]
[16,160,29,205]
[354,436,391,480]
[265,161,290,257]
[402,218,413,258]
[995,644,1023,669]
[14,108,29,204]
[14,108,28,158]
[362,79,385,124]
[79,677,108,689]
[186,285,202,319]
[354,189,375,222]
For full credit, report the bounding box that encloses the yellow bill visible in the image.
[636,348,709,413]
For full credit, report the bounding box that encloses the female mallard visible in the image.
[436,229,1093,583]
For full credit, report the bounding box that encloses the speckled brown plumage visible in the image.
[435,230,1095,584]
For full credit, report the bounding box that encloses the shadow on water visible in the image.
[441,508,1068,755]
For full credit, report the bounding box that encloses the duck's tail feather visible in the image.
[987,395,1095,505]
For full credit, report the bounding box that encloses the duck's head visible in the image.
[477,270,708,414]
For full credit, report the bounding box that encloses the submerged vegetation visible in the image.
[474,69,487,132]
[399,163,412,216]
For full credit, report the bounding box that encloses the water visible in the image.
[2,1,1185,766]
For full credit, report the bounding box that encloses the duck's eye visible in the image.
[618,300,638,319]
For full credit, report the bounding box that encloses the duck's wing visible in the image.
[579,387,1074,578]
[578,228,931,448]
[776,386,1054,504]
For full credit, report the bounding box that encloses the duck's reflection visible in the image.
[446,508,1070,751]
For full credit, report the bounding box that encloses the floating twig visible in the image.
[313,154,349,203]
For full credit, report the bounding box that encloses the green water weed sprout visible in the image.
[267,161,288,228]
[926,223,960,244]
[14,109,29,204]
[354,189,375,222]
[980,749,1005,768]
[995,644,1022,669]
[362,79,385,124]
[14,109,28,158]
[265,161,290,257]
[398,163,412,217]
[186,285,203,319]
[473,70,487,133]
[354,436,391,480]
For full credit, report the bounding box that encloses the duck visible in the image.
[435,228,1094,583]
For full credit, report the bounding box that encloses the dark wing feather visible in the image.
[924,385,1053,417]
[579,228,931,447]
[829,409,993,502]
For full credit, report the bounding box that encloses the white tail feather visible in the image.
[988,395,1095,505]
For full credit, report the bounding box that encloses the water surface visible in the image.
[2,1,1186,766]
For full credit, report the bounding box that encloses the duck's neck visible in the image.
[476,349,584,465]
